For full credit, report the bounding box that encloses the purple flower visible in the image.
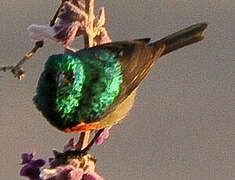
[20,151,104,180]
[40,154,103,180]
[27,1,86,47]
[53,1,87,47]
[96,127,111,145]
[27,1,110,48]
[83,173,104,180]
[21,152,35,164]
[27,24,55,41]
[20,152,46,180]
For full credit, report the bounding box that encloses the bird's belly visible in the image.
[64,88,137,133]
[97,88,138,129]
[64,89,138,132]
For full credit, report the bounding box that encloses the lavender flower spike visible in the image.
[20,152,46,180]
[40,154,103,180]
[27,1,86,47]
[27,25,55,41]
[27,1,111,48]
[96,127,112,145]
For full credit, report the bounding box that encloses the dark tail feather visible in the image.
[150,23,208,56]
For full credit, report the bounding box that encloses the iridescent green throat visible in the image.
[34,51,123,130]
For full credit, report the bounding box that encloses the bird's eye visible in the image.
[62,72,75,84]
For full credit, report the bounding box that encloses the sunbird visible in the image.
[34,23,207,147]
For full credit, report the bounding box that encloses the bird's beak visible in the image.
[55,72,62,90]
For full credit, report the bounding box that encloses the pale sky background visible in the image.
[0,0,234,180]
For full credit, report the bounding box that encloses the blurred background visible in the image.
[0,0,234,179]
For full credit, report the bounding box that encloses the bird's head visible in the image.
[34,54,85,130]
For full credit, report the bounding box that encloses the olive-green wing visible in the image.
[90,39,165,117]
